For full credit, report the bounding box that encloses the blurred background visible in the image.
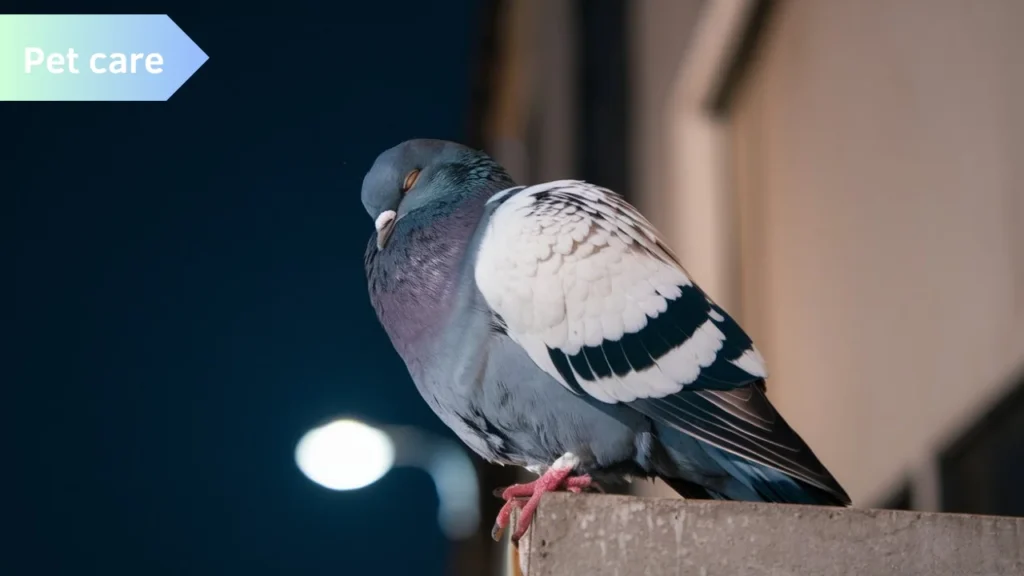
[476,0,1024,522]
[8,0,1024,575]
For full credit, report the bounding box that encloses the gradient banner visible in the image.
[0,15,208,101]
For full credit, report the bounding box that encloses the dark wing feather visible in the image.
[634,383,850,502]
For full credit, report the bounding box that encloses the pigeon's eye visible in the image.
[401,169,421,193]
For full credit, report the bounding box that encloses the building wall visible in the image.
[728,0,1024,505]
[629,0,707,225]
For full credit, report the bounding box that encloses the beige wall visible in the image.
[630,0,706,221]
[729,0,1024,505]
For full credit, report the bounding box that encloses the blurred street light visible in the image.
[295,417,480,540]
[295,419,395,491]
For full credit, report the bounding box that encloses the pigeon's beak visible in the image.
[375,210,398,250]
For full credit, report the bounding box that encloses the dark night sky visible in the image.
[8,2,480,574]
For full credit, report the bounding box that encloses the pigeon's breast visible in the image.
[364,201,485,361]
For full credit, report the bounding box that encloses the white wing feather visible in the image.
[474,180,766,404]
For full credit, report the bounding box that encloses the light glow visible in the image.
[295,419,395,491]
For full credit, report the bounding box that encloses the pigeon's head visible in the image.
[361,138,512,250]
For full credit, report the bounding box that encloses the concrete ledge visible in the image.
[513,493,1024,576]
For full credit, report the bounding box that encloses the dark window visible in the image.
[940,371,1024,517]
[575,0,630,202]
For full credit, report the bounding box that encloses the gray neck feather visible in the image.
[364,187,494,362]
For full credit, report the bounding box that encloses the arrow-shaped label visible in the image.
[0,15,208,101]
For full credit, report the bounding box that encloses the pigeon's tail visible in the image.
[688,445,848,506]
[644,386,851,507]
[654,430,850,507]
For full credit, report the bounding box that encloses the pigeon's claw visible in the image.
[490,454,594,544]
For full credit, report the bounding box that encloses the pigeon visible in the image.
[362,138,851,543]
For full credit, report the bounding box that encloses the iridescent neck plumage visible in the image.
[365,175,512,358]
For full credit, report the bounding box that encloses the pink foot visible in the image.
[491,467,594,543]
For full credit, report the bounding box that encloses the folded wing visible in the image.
[474,180,767,403]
